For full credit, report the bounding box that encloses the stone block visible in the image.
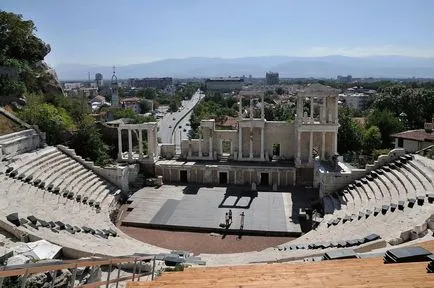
[39,220,49,228]
[9,170,18,178]
[66,228,75,234]
[108,229,117,237]
[28,222,38,230]
[82,196,88,203]
[94,201,100,209]
[5,167,13,174]
[398,200,405,210]
[67,192,74,199]
[55,221,65,230]
[27,215,38,224]
[20,218,29,224]
[48,221,56,228]
[73,226,81,233]
[24,175,33,183]
[33,179,41,186]
[17,173,25,180]
[76,195,82,202]
[53,187,60,194]
[47,184,53,191]
[89,199,95,206]
[38,181,45,189]
[62,191,68,197]
[6,212,20,226]
[50,228,59,233]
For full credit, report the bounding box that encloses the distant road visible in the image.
[158,90,203,147]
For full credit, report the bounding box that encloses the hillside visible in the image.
[55,55,434,80]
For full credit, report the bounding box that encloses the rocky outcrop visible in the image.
[34,61,64,97]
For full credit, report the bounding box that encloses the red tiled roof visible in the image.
[391,129,434,142]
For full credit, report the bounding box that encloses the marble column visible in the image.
[239,94,243,118]
[209,133,213,160]
[321,132,326,159]
[138,129,143,160]
[310,97,314,121]
[117,128,122,159]
[333,131,338,154]
[188,140,192,156]
[308,131,313,163]
[260,127,264,160]
[297,95,304,120]
[322,97,327,123]
[334,96,339,124]
[249,128,253,159]
[128,128,133,160]
[152,128,157,157]
[238,126,242,159]
[250,98,253,119]
[296,131,301,164]
[198,131,202,157]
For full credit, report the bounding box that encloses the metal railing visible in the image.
[0,255,158,288]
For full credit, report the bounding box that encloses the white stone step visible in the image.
[398,167,423,197]
[14,151,61,176]
[383,170,407,201]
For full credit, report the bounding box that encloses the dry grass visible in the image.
[0,114,23,136]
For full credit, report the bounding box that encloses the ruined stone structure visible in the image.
[156,84,340,187]
[117,122,159,163]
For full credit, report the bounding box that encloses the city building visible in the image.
[89,95,109,111]
[266,72,279,85]
[120,97,142,114]
[337,75,353,83]
[339,93,370,110]
[205,77,244,92]
[129,77,172,89]
[391,119,434,152]
[95,73,103,88]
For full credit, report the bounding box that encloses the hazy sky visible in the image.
[2,0,434,66]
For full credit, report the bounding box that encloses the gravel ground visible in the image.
[119,226,295,255]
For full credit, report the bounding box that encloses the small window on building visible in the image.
[398,138,404,148]
[273,143,280,156]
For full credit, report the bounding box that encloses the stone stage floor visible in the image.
[121,185,314,236]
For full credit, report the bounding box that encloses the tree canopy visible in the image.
[0,11,51,64]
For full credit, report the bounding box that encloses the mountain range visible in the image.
[54,55,434,80]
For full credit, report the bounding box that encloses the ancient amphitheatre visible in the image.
[0,83,433,270]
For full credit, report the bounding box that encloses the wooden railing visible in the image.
[0,255,158,288]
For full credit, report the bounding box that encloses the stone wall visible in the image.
[0,129,42,157]
[315,148,406,197]
[57,145,129,194]
[160,144,176,159]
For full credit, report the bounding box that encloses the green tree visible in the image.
[18,95,75,145]
[70,115,110,166]
[366,110,404,148]
[0,11,51,64]
[169,101,178,112]
[362,126,382,155]
[337,107,363,154]
[139,99,153,113]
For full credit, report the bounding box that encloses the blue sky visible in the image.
[2,0,434,66]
